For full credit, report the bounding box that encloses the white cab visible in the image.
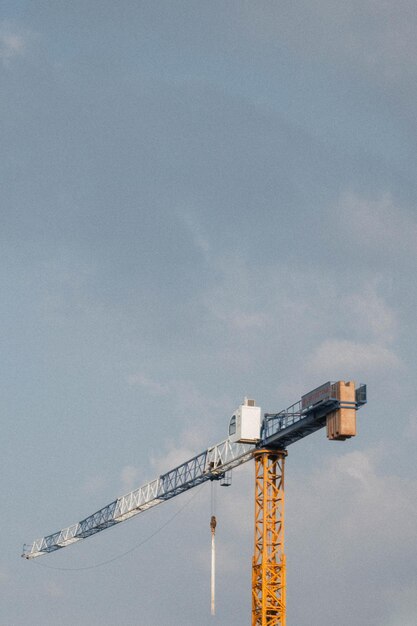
[228,398,261,443]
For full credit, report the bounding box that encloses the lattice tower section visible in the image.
[252,449,287,626]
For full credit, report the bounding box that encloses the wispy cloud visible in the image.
[287,445,417,623]
[307,338,401,378]
[338,192,417,259]
[292,446,417,547]
[127,372,170,396]
[120,464,141,492]
[44,580,65,598]
[193,242,403,387]
[342,286,398,344]
[177,209,211,261]
[244,2,417,85]
[128,372,230,420]
[150,426,210,476]
[82,473,107,495]
[0,22,26,65]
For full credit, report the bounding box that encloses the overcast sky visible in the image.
[2,2,417,625]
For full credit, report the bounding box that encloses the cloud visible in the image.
[127,372,170,396]
[342,286,398,344]
[243,1,417,85]
[193,245,403,382]
[82,473,107,495]
[307,338,401,378]
[127,372,231,424]
[292,446,417,550]
[176,209,211,261]
[150,434,208,476]
[0,22,26,64]
[338,192,417,259]
[120,464,140,492]
[287,446,417,624]
[214,310,268,331]
[44,580,65,599]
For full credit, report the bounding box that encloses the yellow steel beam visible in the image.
[252,449,287,626]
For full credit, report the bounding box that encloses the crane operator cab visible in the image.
[228,397,262,443]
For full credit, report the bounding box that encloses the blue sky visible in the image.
[2,3,417,625]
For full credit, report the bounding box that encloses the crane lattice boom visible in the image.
[23,439,255,558]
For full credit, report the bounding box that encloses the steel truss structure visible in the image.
[252,450,286,626]
[23,439,255,558]
[22,382,367,625]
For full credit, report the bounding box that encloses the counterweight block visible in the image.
[326,380,357,440]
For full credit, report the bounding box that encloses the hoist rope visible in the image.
[210,480,217,616]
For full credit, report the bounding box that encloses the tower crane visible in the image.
[23,380,367,625]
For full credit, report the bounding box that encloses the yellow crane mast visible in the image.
[252,449,287,625]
